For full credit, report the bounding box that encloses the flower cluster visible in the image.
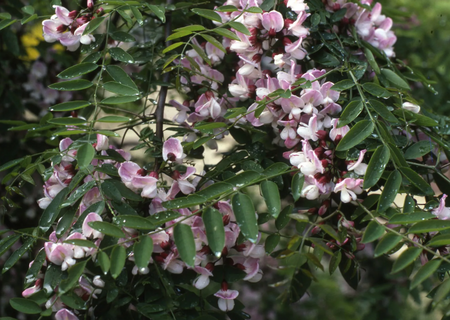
[325,0,397,57]
[29,135,265,317]
[42,4,98,51]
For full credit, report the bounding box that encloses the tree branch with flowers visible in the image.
[2,0,450,318]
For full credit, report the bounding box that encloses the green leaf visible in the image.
[147,4,165,22]
[163,194,207,209]
[131,6,143,25]
[369,99,398,123]
[39,188,68,232]
[77,143,95,169]
[0,157,24,172]
[388,143,408,167]
[428,234,450,247]
[97,251,110,275]
[148,211,181,226]
[330,79,355,91]
[213,28,240,41]
[49,100,91,112]
[47,117,87,126]
[245,6,263,13]
[433,279,450,305]
[134,236,153,270]
[173,223,196,267]
[391,247,422,273]
[291,173,304,202]
[263,162,289,177]
[393,109,438,127]
[260,0,275,10]
[364,48,380,74]
[82,51,102,63]
[97,115,131,123]
[362,82,392,98]
[289,265,312,302]
[174,25,206,32]
[203,208,226,257]
[103,81,139,96]
[48,79,93,91]
[232,193,258,243]
[57,63,98,79]
[101,96,140,105]
[0,235,21,256]
[166,30,192,41]
[0,12,12,19]
[276,205,292,230]
[225,170,261,186]
[88,221,125,238]
[200,34,226,53]
[404,141,434,160]
[196,182,234,200]
[110,31,135,42]
[109,47,135,63]
[410,260,441,289]
[110,246,126,279]
[363,145,390,189]
[56,206,78,237]
[106,65,137,89]
[320,224,341,242]
[399,167,434,196]
[59,260,88,294]
[336,120,374,151]
[191,8,222,22]
[24,249,46,287]
[389,211,435,224]
[115,215,155,230]
[228,21,250,35]
[21,13,38,24]
[260,181,281,218]
[162,42,184,54]
[374,233,402,257]
[83,17,105,35]
[361,221,384,244]
[216,5,239,12]
[0,19,16,31]
[377,170,402,213]
[3,237,35,274]
[10,298,41,314]
[338,99,363,128]
[63,239,97,249]
[380,68,410,91]
[310,12,321,28]
[194,122,226,131]
[265,234,280,253]
[409,220,450,234]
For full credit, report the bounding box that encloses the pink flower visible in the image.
[95,134,109,151]
[82,212,104,239]
[55,308,79,320]
[162,138,186,162]
[44,242,76,271]
[334,178,364,203]
[214,289,239,312]
[329,118,349,141]
[432,194,450,220]
[347,149,368,175]
[297,114,319,141]
[402,102,420,113]
[261,11,284,36]
[22,279,43,298]
[193,266,213,290]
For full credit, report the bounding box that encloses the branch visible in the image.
[155,0,173,150]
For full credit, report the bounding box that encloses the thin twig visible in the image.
[154,0,173,170]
